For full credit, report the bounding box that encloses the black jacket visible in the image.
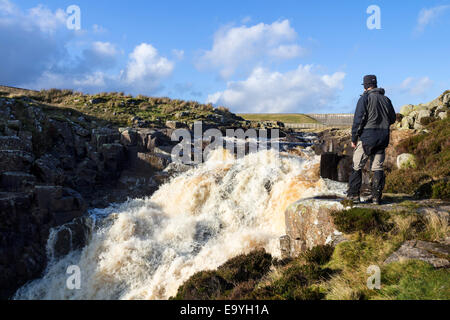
[351,88,396,155]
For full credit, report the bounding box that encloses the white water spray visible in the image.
[14,148,345,300]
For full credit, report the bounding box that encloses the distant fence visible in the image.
[306,113,354,126]
[284,123,328,129]
[284,114,353,130]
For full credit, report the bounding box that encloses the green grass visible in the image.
[2,88,244,128]
[171,207,449,301]
[377,260,450,300]
[237,113,319,124]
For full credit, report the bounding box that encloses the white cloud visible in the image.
[0,1,175,95]
[416,5,450,33]
[27,4,67,33]
[197,20,304,78]
[25,42,174,94]
[206,65,345,113]
[399,77,434,96]
[269,44,304,59]
[123,43,174,90]
[0,1,69,85]
[91,41,117,57]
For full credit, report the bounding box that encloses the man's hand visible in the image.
[351,142,357,149]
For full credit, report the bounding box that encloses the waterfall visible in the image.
[14,147,346,300]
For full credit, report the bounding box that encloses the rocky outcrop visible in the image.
[397,91,449,130]
[282,196,347,257]
[0,96,180,298]
[0,186,86,299]
[384,240,449,268]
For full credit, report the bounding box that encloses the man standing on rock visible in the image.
[347,75,397,205]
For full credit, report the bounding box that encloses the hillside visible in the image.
[0,86,245,129]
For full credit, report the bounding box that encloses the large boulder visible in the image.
[397,153,417,169]
[283,197,345,257]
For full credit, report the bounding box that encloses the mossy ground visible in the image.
[172,207,449,300]
[385,117,450,200]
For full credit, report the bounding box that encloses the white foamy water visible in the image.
[14,148,346,300]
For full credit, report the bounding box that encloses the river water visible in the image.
[14,143,346,300]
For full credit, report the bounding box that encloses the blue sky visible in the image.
[1,0,450,113]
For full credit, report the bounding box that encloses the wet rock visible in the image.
[51,217,91,259]
[384,240,450,268]
[284,197,345,257]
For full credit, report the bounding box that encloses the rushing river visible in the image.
[14,145,346,300]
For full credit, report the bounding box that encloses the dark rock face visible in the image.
[0,97,178,299]
[315,130,354,184]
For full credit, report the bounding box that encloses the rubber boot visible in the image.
[372,170,385,205]
[347,169,362,202]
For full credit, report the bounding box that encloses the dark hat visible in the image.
[362,75,377,89]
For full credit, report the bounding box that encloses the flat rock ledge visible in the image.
[384,240,450,268]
